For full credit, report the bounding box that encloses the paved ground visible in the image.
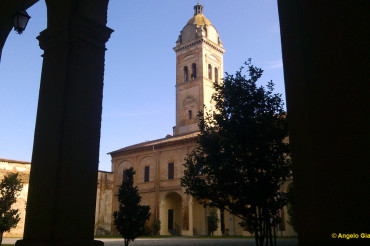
[4,237,298,246]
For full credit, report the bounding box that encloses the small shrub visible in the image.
[207,209,219,236]
[152,219,161,235]
[142,225,152,236]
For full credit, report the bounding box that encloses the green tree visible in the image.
[113,168,151,246]
[152,219,161,236]
[0,173,23,245]
[207,209,219,236]
[181,59,291,246]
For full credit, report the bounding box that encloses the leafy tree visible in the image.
[0,173,23,245]
[113,168,151,246]
[152,219,161,236]
[181,59,291,246]
[207,209,219,236]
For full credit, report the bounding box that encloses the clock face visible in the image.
[183,96,196,109]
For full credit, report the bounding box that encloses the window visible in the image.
[144,166,149,182]
[221,209,225,234]
[122,169,128,183]
[208,64,212,80]
[168,163,174,179]
[215,67,218,82]
[184,66,189,82]
[191,63,197,79]
[188,110,192,119]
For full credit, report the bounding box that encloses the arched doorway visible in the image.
[160,191,182,235]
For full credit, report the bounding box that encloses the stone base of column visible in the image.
[16,239,103,246]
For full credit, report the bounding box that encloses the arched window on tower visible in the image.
[208,64,212,80]
[191,63,196,79]
[184,66,189,82]
[215,67,218,82]
[188,110,192,119]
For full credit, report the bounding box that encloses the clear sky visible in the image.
[0,0,285,172]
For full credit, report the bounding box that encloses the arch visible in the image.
[191,63,197,79]
[214,67,218,82]
[208,64,212,80]
[117,159,133,168]
[183,54,196,61]
[188,110,192,119]
[116,160,134,184]
[160,191,183,235]
[207,54,221,63]
[184,66,189,82]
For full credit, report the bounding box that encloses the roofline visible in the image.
[98,170,113,174]
[108,131,199,157]
[0,158,31,164]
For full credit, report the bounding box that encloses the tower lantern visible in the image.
[194,2,203,15]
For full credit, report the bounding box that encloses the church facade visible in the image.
[107,3,235,236]
[1,3,295,238]
[106,3,294,237]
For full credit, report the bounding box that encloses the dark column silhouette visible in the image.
[278,1,369,245]
[15,1,112,245]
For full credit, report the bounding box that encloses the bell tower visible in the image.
[173,3,225,136]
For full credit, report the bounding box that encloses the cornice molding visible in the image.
[38,14,113,51]
[111,137,197,158]
[174,38,225,54]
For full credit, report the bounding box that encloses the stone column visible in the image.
[200,206,206,235]
[16,1,112,245]
[188,199,193,236]
[278,1,369,245]
[214,209,222,236]
[181,195,193,236]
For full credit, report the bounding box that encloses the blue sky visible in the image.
[0,0,285,172]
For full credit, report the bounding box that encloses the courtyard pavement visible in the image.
[4,237,298,246]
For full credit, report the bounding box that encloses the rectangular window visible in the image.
[221,209,225,234]
[168,163,174,179]
[122,169,128,183]
[144,166,149,182]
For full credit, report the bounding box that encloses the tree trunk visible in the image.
[273,221,277,246]
[0,232,3,245]
[269,221,273,246]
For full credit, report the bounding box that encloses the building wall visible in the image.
[95,171,114,235]
[111,139,198,235]
[1,155,296,237]
[0,158,115,237]
[0,159,30,237]
[110,138,295,237]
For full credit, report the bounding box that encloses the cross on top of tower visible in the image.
[194,2,203,15]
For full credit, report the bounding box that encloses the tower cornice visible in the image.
[173,38,225,54]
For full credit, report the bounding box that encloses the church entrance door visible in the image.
[168,209,174,230]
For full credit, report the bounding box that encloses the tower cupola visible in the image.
[194,2,203,15]
[176,3,222,46]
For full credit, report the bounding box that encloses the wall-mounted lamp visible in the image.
[13,10,31,34]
